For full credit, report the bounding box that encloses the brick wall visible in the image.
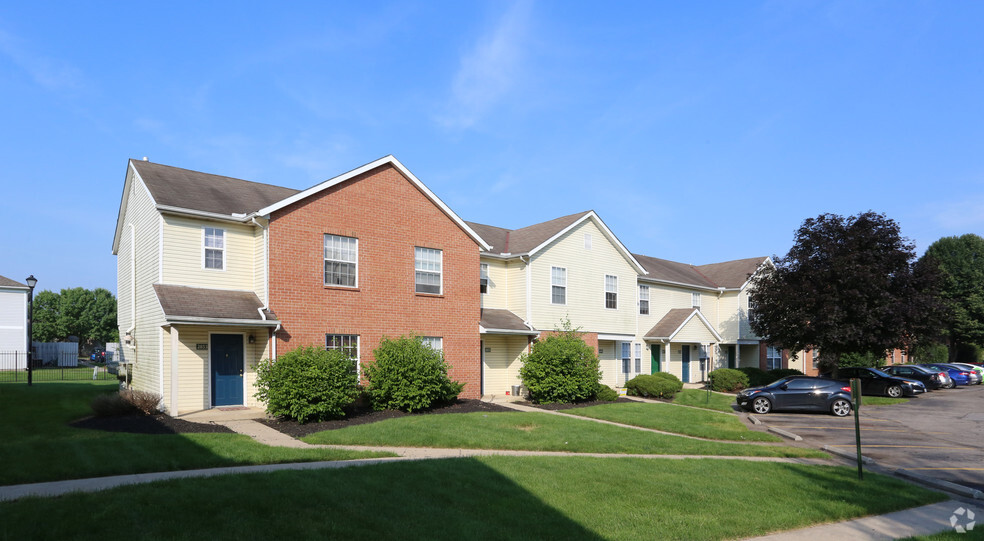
[267,163,483,398]
[536,330,600,354]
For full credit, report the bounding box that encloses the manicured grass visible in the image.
[0,381,393,485]
[862,396,909,406]
[0,457,946,540]
[902,530,984,540]
[672,388,738,412]
[303,410,825,458]
[568,402,780,441]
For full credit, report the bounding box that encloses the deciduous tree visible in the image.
[920,234,984,361]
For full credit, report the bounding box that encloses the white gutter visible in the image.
[164,316,280,327]
[156,205,253,223]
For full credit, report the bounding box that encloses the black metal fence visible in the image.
[0,351,116,383]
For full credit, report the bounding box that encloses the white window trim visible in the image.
[421,336,443,352]
[639,285,649,315]
[480,263,489,295]
[415,247,443,295]
[692,292,701,310]
[551,266,567,305]
[326,334,360,372]
[324,234,358,288]
[202,226,226,271]
[605,274,618,310]
[766,346,782,370]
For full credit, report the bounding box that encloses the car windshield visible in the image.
[868,368,891,377]
[908,365,933,374]
[765,378,794,389]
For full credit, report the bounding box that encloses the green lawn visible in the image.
[902,530,984,540]
[568,401,780,441]
[672,389,738,412]
[303,410,825,458]
[0,381,393,485]
[0,457,945,540]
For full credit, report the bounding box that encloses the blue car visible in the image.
[918,363,975,387]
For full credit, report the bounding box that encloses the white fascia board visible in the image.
[527,211,648,275]
[597,332,636,341]
[0,285,29,292]
[738,257,774,292]
[637,276,725,292]
[163,316,280,328]
[156,205,253,224]
[256,155,491,251]
[479,326,539,335]
[113,162,141,254]
[667,310,723,343]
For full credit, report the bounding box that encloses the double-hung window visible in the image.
[692,292,701,310]
[605,275,618,309]
[480,263,489,294]
[415,247,442,294]
[766,346,782,370]
[421,336,443,352]
[551,267,566,304]
[639,285,649,315]
[324,234,358,287]
[621,342,631,375]
[634,343,642,373]
[326,334,359,360]
[203,227,224,270]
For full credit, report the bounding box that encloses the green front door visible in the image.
[651,346,661,373]
[727,345,736,369]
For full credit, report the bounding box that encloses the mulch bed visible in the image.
[70,414,235,435]
[259,399,516,439]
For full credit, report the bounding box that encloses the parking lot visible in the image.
[757,383,984,492]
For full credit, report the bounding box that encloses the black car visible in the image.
[736,376,854,417]
[878,365,950,390]
[830,367,926,397]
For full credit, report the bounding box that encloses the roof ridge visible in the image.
[689,265,718,288]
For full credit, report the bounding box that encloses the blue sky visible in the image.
[1,1,982,295]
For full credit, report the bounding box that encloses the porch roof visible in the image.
[153,284,279,327]
[644,308,722,342]
[480,308,537,335]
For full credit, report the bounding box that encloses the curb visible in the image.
[896,468,984,500]
[747,414,762,425]
[821,445,875,464]
[767,426,803,441]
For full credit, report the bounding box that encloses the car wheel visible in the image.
[752,396,772,414]
[831,398,852,417]
[886,385,903,398]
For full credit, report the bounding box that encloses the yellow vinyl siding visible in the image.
[673,317,718,343]
[529,220,636,334]
[506,259,527,320]
[481,258,509,310]
[598,340,619,388]
[481,335,527,395]
[716,293,741,341]
[161,215,256,291]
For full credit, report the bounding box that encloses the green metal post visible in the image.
[851,378,863,481]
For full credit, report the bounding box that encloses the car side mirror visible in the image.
[779,384,788,390]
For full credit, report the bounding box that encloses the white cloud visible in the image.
[0,28,86,92]
[438,1,532,130]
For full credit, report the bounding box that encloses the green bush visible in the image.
[838,351,883,368]
[519,319,602,404]
[625,374,682,398]
[363,336,464,412]
[955,343,983,363]
[255,346,358,423]
[708,368,748,392]
[737,367,769,387]
[911,342,949,364]
[594,384,619,402]
[766,368,803,381]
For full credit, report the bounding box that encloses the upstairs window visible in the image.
[203,227,225,270]
[551,267,567,304]
[415,247,442,294]
[692,292,701,310]
[324,234,358,287]
[605,275,618,309]
[639,285,649,315]
[480,263,489,294]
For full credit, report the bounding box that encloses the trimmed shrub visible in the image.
[838,351,883,368]
[625,374,682,398]
[737,367,769,387]
[520,319,602,404]
[594,384,619,402]
[766,368,803,382]
[364,336,464,412]
[255,346,359,423]
[708,368,748,392]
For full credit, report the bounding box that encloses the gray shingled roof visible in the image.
[0,275,27,288]
[480,308,536,334]
[694,257,767,289]
[644,308,698,338]
[132,160,300,216]
[467,211,591,255]
[154,284,278,323]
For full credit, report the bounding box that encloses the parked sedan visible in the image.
[830,367,926,397]
[879,365,951,390]
[950,363,984,383]
[736,376,854,417]
[919,363,976,387]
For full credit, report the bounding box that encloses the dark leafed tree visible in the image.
[30,288,119,343]
[749,211,944,370]
[920,234,984,360]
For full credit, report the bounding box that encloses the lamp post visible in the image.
[25,275,37,386]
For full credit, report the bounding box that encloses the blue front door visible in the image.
[681,345,690,383]
[212,334,244,406]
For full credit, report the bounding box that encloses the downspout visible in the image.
[521,255,532,327]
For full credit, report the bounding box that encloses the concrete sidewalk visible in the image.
[743,499,982,540]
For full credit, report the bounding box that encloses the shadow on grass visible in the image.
[0,458,606,541]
